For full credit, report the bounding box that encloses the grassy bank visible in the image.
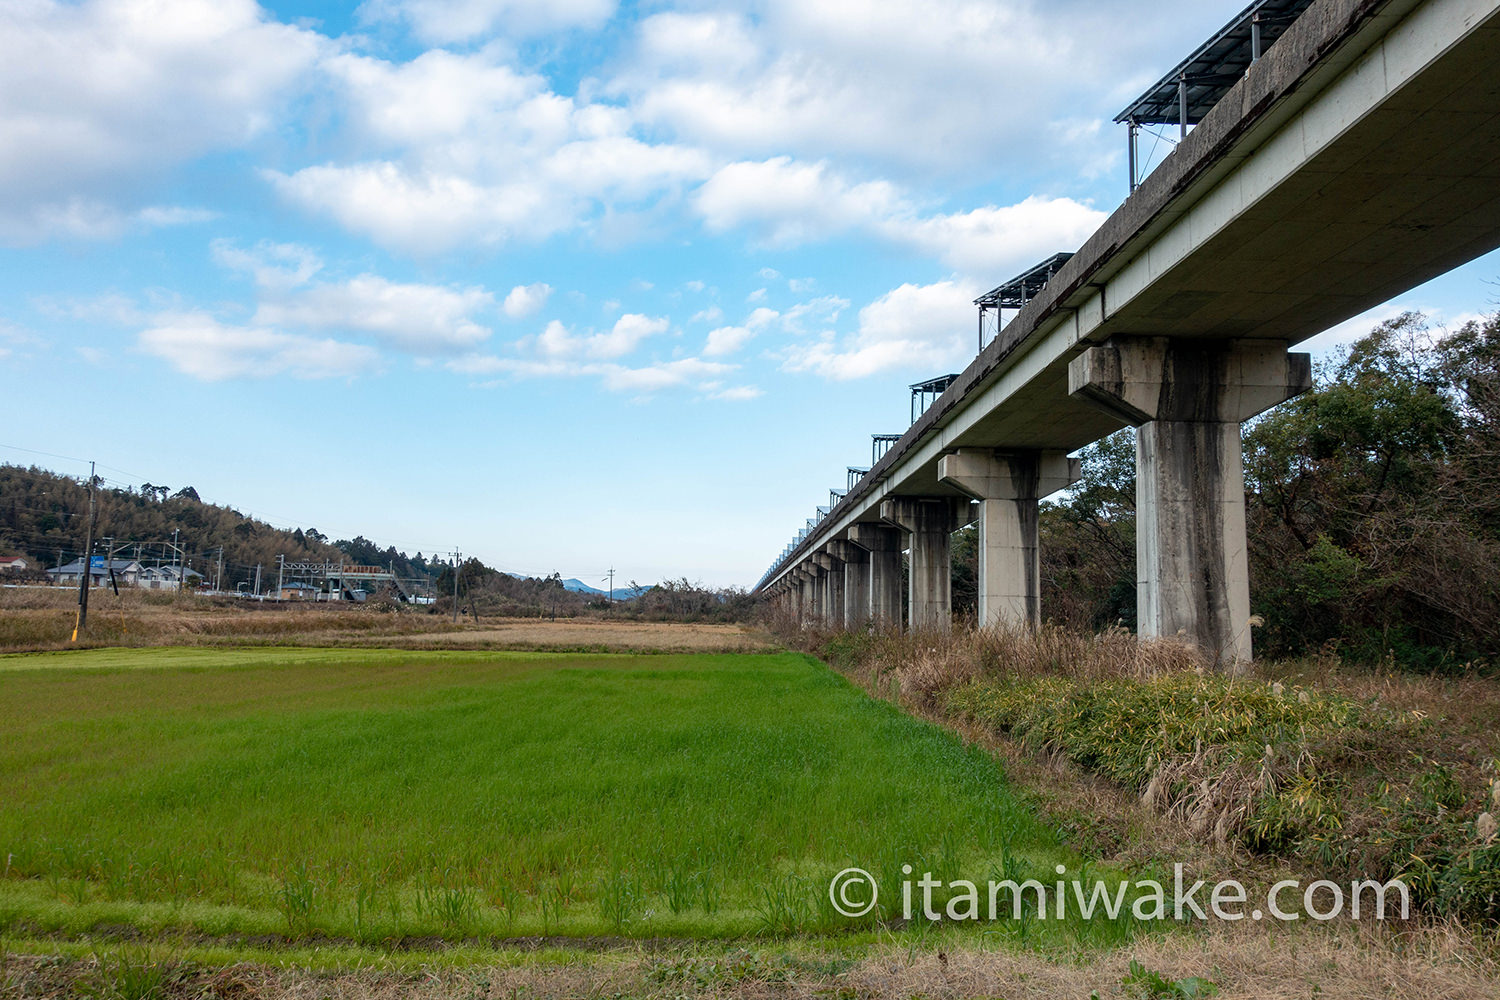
[0,646,1114,947]
[806,625,1500,925]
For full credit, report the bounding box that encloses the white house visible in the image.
[137,565,205,591]
[46,558,144,587]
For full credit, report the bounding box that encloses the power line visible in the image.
[0,442,91,467]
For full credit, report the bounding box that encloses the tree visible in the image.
[1243,312,1494,665]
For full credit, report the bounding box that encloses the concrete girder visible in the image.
[848,523,903,628]
[938,448,1081,630]
[880,497,968,632]
[1069,337,1312,668]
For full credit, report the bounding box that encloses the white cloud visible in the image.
[784,279,981,379]
[138,313,381,381]
[710,385,763,401]
[212,240,495,354]
[270,47,714,255]
[0,0,321,243]
[694,156,1104,277]
[503,282,553,318]
[265,162,568,256]
[445,350,737,397]
[592,313,669,358]
[358,0,616,45]
[255,276,494,354]
[779,296,848,334]
[602,357,732,393]
[533,313,669,361]
[696,157,901,246]
[704,326,755,357]
[0,200,218,244]
[0,320,42,361]
[612,0,1206,179]
[891,196,1107,275]
[703,306,779,357]
[212,239,324,291]
[691,305,724,325]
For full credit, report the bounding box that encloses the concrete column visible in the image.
[814,552,845,628]
[805,562,827,625]
[790,571,808,624]
[880,497,967,631]
[830,539,869,629]
[1070,337,1311,668]
[938,449,1080,630]
[849,524,902,628]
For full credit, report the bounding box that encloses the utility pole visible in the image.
[171,529,180,591]
[607,567,615,607]
[72,461,97,642]
[451,549,461,624]
[215,547,224,593]
[254,563,262,600]
[276,554,285,601]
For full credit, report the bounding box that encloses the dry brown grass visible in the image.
[389,619,769,652]
[805,620,1203,711]
[0,587,768,653]
[3,920,1495,1000]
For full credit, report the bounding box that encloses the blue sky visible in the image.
[2,0,1497,587]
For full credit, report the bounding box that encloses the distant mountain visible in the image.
[504,572,651,600]
[562,578,653,599]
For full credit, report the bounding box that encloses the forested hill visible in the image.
[0,465,441,590]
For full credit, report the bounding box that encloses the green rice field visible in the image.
[0,647,1124,948]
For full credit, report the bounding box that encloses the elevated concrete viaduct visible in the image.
[757,0,1500,667]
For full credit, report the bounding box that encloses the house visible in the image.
[0,555,29,573]
[137,565,205,591]
[46,558,144,587]
[279,581,319,600]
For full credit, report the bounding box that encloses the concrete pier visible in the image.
[1070,337,1310,666]
[830,539,869,628]
[880,497,968,631]
[849,524,903,627]
[805,562,827,626]
[939,449,1080,630]
[815,551,845,628]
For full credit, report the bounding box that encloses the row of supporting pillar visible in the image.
[778,525,905,630]
[764,337,1311,668]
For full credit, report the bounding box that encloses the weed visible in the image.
[77,948,187,1000]
[755,873,814,937]
[276,862,316,933]
[597,869,640,932]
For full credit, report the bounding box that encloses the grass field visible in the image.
[0,646,1117,950]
